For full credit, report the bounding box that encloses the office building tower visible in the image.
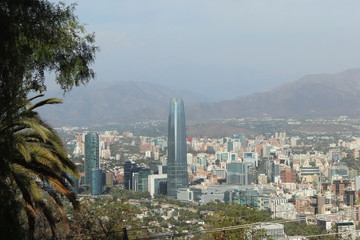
[332,179,351,196]
[91,169,103,195]
[148,174,168,197]
[344,190,356,207]
[124,159,143,190]
[267,160,280,183]
[243,152,258,167]
[329,162,349,181]
[310,195,326,214]
[280,169,297,183]
[124,159,135,190]
[167,98,188,198]
[84,132,99,186]
[138,168,153,192]
[132,172,140,191]
[226,162,249,185]
[159,181,168,195]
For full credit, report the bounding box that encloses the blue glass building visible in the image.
[167,98,188,198]
[84,132,99,186]
[91,169,103,195]
[226,162,250,185]
[138,168,153,192]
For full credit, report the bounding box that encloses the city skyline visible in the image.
[63,116,360,238]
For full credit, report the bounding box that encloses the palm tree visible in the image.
[0,94,79,239]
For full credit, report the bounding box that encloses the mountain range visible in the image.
[39,81,205,126]
[39,68,360,126]
[188,68,360,120]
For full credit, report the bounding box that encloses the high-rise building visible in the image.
[243,152,258,167]
[138,168,153,192]
[124,159,135,190]
[344,190,356,207]
[167,98,188,198]
[84,132,99,186]
[91,169,103,195]
[329,162,349,181]
[332,179,351,196]
[226,162,249,185]
[124,159,143,190]
[280,169,297,183]
[267,160,280,183]
[310,195,326,214]
[148,174,168,197]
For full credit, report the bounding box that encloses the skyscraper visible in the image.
[226,162,249,185]
[124,159,143,190]
[167,98,188,198]
[84,132,99,186]
[124,159,135,190]
[91,169,103,195]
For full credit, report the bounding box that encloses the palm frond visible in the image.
[29,145,63,172]
[10,163,42,208]
[47,176,79,209]
[28,97,62,112]
[13,119,51,142]
[14,134,31,162]
[27,94,45,102]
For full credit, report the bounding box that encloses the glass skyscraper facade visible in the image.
[91,169,103,195]
[226,162,249,185]
[167,98,188,198]
[84,132,99,186]
[138,168,153,192]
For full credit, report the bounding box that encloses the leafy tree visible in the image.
[0,1,96,95]
[201,203,272,240]
[283,222,322,236]
[283,222,338,240]
[66,200,149,240]
[0,0,96,238]
[109,187,151,200]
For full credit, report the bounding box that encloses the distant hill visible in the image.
[39,81,206,126]
[40,69,360,126]
[188,68,360,120]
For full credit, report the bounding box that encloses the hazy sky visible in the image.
[58,0,360,100]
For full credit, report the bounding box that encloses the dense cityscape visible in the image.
[51,98,360,239]
[3,1,360,239]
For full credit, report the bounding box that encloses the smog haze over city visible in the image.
[55,0,360,100]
